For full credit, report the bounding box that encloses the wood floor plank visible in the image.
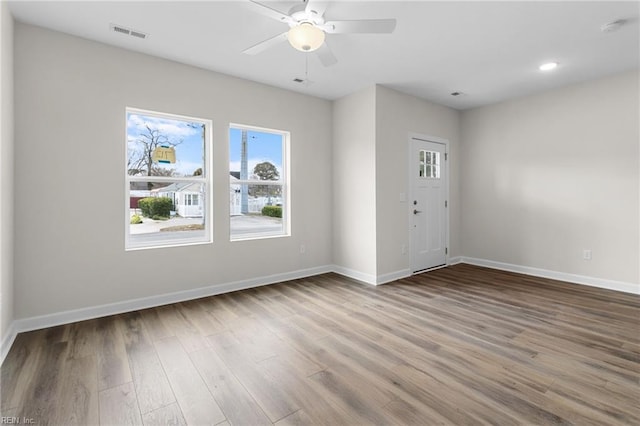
[96,316,132,391]
[119,313,176,415]
[54,354,99,425]
[1,332,45,412]
[139,307,174,342]
[306,369,392,425]
[189,347,272,426]
[2,264,638,425]
[15,341,68,423]
[382,398,451,425]
[195,296,242,324]
[273,409,315,426]
[66,319,99,360]
[154,304,212,353]
[154,336,226,425]
[207,331,300,422]
[99,382,143,426]
[258,355,372,425]
[141,402,187,426]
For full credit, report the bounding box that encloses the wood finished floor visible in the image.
[1,264,639,425]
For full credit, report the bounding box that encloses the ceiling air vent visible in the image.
[110,24,148,40]
[130,31,147,40]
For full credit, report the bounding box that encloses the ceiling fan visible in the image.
[243,0,397,66]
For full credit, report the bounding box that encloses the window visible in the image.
[229,124,289,240]
[126,108,211,249]
[185,194,199,206]
[419,150,440,179]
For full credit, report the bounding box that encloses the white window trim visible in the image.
[229,123,290,242]
[125,107,213,250]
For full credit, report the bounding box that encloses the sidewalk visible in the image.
[129,211,202,235]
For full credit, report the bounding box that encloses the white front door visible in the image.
[410,137,448,272]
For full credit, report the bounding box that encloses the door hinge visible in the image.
[445,247,448,255]
[445,200,448,208]
[444,153,448,161]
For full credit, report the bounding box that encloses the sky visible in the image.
[229,127,283,179]
[127,112,205,177]
[127,113,284,179]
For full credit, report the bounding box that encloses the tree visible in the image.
[249,161,281,199]
[253,161,279,181]
[128,124,182,177]
[193,167,203,176]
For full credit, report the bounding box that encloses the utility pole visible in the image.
[240,130,249,214]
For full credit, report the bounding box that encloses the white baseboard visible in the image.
[460,257,640,295]
[331,265,377,286]
[1,321,16,365]
[376,269,412,285]
[6,265,332,347]
[330,265,411,286]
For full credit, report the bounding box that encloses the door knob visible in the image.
[413,209,422,214]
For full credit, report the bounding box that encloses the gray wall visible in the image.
[13,23,333,319]
[332,87,377,279]
[1,2,15,345]
[331,85,461,282]
[460,71,639,284]
[375,86,461,277]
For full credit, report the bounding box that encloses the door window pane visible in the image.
[419,150,440,179]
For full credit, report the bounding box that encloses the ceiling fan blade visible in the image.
[323,19,397,34]
[243,31,288,55]
[315,42,337,67]
[248,0,295,25]
[304,0,328,18]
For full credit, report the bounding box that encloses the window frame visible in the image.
[229,123,290,241]
[125,107,213,250]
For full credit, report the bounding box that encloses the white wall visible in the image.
[460,70,639,285]
[13,23,333,319]
[332,86,377,280]
[375,86,461,278]
[8,21,639,331]
[331,85,460,283]
[0,1,15,350]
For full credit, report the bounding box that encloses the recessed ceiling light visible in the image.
[539,62,558,71]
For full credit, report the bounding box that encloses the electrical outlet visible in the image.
[401,244,407,255]
[300,244,306,254]
[583,249,592,260]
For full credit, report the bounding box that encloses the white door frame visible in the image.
[408,132,450,273]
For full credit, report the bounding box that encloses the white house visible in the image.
[155,182,203,218]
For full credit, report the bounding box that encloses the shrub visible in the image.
[151,215,169,221]
[262,205,282,218]
[130,214,143,225]
[138,197,173,218]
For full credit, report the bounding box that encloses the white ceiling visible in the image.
[8,0,640,110]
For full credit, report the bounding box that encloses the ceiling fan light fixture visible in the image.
[288,22,325,52]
